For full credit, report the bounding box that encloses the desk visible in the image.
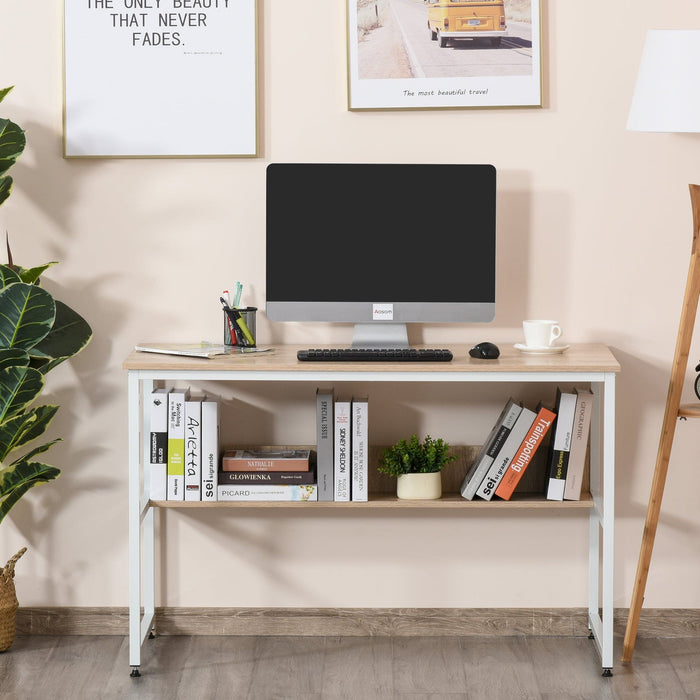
[124,343,619,676]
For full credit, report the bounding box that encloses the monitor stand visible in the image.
[351,323,409,349]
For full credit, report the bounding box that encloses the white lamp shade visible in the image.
[627,30,700,132]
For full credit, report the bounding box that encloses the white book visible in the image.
[167,388,190,500]
[316,388,334,501]
[201,399,220,502]
[149,388,169,501]
[475,407,536,500]
[564,388,594,501]
[135,342,272,358]
[351,396,369,502]
[184,396,203,502]
[135,342,230,358]
[461,398,522,500]
[546,390,578,501]
[217,484,318,502]
[334,399,351,501]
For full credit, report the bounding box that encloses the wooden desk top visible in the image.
[123,343,620,374]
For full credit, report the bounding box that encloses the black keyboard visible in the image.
[297,348,454,362]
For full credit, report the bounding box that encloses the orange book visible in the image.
[495,406,556,500]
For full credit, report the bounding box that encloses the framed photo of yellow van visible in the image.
[347,0,541,110]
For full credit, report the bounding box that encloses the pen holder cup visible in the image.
[224,307,257,347]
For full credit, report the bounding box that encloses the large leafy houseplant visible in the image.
[0,87,22,209]
[0,86,92,525]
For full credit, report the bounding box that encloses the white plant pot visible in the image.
[396,472,442,500]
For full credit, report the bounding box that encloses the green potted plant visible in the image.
[378,434,456,500]
[0,86,92,651]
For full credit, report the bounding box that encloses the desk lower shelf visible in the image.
[150,492,594,509]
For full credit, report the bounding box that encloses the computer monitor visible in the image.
[265,163,496,348]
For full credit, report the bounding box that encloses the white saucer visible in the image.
[514,343,570,355]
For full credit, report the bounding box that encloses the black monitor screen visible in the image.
[266,163,496,319]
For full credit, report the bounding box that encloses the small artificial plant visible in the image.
[0,86,92,524]
[378,434,456,477]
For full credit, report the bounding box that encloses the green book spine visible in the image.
[167,388,189,500]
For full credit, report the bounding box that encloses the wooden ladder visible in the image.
[622,184,700,662]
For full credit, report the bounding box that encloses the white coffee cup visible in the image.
[522,320,562,348]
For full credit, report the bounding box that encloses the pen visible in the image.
[231,308,255,346]
[220,296,238,345]
[221,298,238,345]
[232,282,242,308]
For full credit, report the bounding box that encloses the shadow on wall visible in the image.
[607,344,700,533]
[261,171,574,345]
[5,119,124,602]
[11,120,75,249]
[496,171,573,328]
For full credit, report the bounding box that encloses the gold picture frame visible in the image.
[63,0,258,158]
[347,0,542,110]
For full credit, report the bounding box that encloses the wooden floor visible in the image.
[1,633,699,699]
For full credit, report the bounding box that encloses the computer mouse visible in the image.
[469,342,500,359]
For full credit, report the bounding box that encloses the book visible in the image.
[218,470,316,486]
[201,399,220,502]
[167,387,190,500]
[460,398,523,500]
[351,396,369,502]
[564,388,594,501]
[222,448,311,472]
[316,388,334,501]
[135,342,272,358]
[334,399,351,501]
[474,407,537,500]
[545,389,578,501]
[184,396,202,501]
[218,470,316,485]
[217,484,318,502]
[149,387,169,501]
[495,405,557,500]
[136,342,230,358]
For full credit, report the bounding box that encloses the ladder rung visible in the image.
[678,403,700,418]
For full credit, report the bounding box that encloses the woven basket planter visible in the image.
[0,548,26,652]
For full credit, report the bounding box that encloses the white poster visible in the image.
[64,0,257,157]
[347,0,541,110]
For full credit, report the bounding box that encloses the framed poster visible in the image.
[347,0,541,110]
[63,0,257,157]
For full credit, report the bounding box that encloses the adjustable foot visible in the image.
[588,631,594,639]
[149,631,155,639]
[130,667,141,678]
[602,668,613,677]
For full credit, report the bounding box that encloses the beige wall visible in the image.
[2,0,700,610]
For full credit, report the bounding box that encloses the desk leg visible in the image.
[128,372,141,674]
[128,374,155,676]
[588,374,615,675]
[142,379,155,644]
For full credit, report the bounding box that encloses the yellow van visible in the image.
[426,0,507,48]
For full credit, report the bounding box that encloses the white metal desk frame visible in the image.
[127,366,616,676]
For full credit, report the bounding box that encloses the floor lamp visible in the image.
[622,29,700,663]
